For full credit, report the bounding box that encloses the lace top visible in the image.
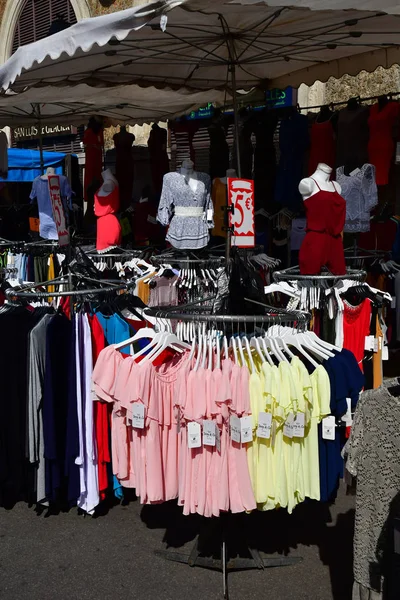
[336,164,378,233]
[157,171,213,250]
[343,380,400,598]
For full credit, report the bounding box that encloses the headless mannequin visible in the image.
[298,162,346,275]
[299,163,341,199]
[97,168,118,196]
[216,168,237,186]
[40,166,55,180]
[113,125,135,210]
[180,158,198,194]
[95,169,121,252]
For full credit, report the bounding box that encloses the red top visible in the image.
[304,179,346,237]
[343,299,371,373]
[94,185,120,217]
[308,120,336,175]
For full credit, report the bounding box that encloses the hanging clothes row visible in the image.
[89,302,363,517]
[269,268,392,389]
[0,275,148,509]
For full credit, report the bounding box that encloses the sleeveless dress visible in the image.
[94,186,122,252]
[299,179,346,275]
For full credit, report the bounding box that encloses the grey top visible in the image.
[337,164,378,233]
[28,313,54,505]
[343,380,400,598]
[157,171,213,249]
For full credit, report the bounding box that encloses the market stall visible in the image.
[0,3,398,599]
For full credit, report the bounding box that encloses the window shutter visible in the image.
[12,0,77,54]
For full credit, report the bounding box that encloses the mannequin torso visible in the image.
[97,168,118,196]
[299,163,341,199]
[215,168,237,186]
[180,158,198,193]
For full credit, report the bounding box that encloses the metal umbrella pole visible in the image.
[34,103,45,175]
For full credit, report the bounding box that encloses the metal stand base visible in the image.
[155,516,302,600]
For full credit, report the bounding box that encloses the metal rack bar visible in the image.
[273,266,366,283]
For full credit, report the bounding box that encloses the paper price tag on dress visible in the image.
[322,416,336,441]
[292,413,305,438]
[132,404,145,429]
[203,420,216,447]
[283,413,295,439]
[257,412,272,439]
[230,415,241,443]
[188,422,201,448]
[240,416,253,443]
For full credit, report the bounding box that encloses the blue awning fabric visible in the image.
[2,148,65,182]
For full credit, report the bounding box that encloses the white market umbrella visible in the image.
[0,0,400,175]
[1,0,400,93]
[0,84,226,127]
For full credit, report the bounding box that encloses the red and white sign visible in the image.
[228,178,255,247]
[48,174,69,246]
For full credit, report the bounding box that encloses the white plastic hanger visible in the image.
[244,336,256,373]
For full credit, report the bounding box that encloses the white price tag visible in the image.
[257,412,272,439]
[90,384,98,402]
[240,416,253,443]
[283,413,295,439]
[215,424,221,453]
[230,415,241,443]
[292,413,305,438]
[322,416,336,441]
[373,338,379,353]
[342,398,353,426]
[206,209,213,222]
[132,403,145,429]
[203,420,216,447]
[188,422,201,448]
[364,335,374,351]
[382,345,389,361]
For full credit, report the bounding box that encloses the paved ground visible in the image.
[0,483,355,600]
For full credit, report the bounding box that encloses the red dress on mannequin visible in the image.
[299,179,346,275]
[94,178,122,252]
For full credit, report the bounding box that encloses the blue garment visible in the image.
[94,312,131,354]
[318,349,364,502]
[30,175,72,240]
[94,312,131,500]
[274,113,309,211]
[43,314,74,502]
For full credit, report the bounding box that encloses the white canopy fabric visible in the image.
[0,0,400,96]
[0,83,225,127]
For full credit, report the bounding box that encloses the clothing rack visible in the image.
[273,266,366,283]
[298,90,400,113]
[5,273,133,300]
[143,301,309,599]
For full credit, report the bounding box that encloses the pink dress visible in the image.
[92,346,135,487]
[227,363,256,513]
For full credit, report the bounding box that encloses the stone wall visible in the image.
[325,65,400,105]
[89,0,154,16]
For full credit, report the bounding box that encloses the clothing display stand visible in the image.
[273,266,366,284]
[144,302,310,600]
